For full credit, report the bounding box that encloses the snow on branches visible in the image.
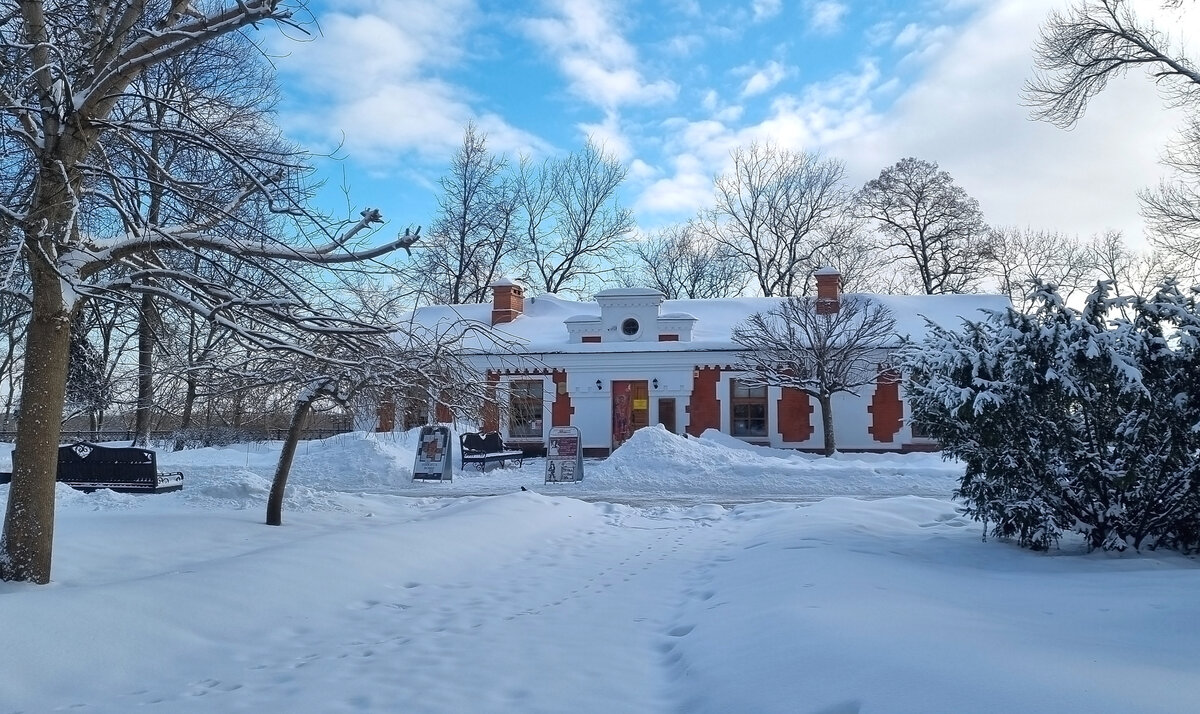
[901,281,1200,552]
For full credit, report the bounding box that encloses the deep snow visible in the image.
[1,428,1197,713]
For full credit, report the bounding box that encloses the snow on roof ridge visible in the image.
[594,287,665,298]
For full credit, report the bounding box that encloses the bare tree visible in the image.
[1086,228,1186,300]
[404,123,518,305]
[704,143,849,297]
[514,140,635,296]
[1141,121,1200,277]
[731,295,897,456]
[1026,0,1200,280]
[855,157,993,295]
[1025,0,1199,130]
[987,226,1096,309]
[105,31,286,447]
[0,3,416,583]
[803,213,903,295]
[0,263,31,427]
[628,221,747,299]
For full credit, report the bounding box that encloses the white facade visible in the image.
[387,278,1010,454]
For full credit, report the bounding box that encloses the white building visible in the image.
[373,272,1009,456]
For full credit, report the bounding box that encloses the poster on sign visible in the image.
[546,425,583,483]
[412,425,452,481]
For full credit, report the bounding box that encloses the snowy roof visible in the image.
[410,291,1011,354]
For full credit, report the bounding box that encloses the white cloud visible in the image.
[739,60,791,98]
[752,0,782,23]
[274,0,547,167]
[829,0,1195,247]
[635,151,718,217]
[633,63,881,222]
[663,33,705,57]
[523,0,678,110]
[578,112,634,162]
[890,23,955,65]
[636,0,1200,248]
[893,22,922,48]
[808,1,848,35]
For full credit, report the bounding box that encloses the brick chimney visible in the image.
[814,267,841,315]
[490,278,525,325]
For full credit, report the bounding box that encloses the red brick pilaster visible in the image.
[686,367,722,436]
[867,368,903,443]
[552,372,573,426]
[482,371,500,432]
[777,387,814,442]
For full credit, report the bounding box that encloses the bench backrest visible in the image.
[57,442,158,486]
[480,432,506,453]
[461,432,488,453]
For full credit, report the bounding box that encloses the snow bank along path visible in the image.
[142,426,961,506]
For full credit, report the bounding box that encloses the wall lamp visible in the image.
[652,378,659,390]
[596,379,603,391]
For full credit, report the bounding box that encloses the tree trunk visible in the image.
[266,396,314,527]
[232,393,244,430]
[174,377,198,451]
[133,293,157,447]
[818,392,836,457]
[2,263,72,583]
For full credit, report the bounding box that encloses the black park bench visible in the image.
[459,432,525,471]
[0,442,184,494]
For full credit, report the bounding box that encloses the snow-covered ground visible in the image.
[1,428,1197,713]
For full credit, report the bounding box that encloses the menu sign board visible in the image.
[412,425,452,481]
[545,426,583,483]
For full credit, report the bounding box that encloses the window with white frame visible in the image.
[508,380,544,438]
[730,379,768,438]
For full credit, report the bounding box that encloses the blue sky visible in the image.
[270,0,1197,247]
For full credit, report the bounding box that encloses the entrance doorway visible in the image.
[611,380,649,449]
[657,398,676,434]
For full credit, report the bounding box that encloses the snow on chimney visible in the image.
[490,278,525,325]
[814,267,841,315]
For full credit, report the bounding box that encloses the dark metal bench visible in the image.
[460,432,524,471]
[0,442,184,493]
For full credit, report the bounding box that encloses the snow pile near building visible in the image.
[587,426,960,500]
[154,431,419,511]
[0,426,963,509]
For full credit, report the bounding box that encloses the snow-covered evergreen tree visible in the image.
[901,281,1200,552]
[65,324,114,427]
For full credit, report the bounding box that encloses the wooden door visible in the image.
[612,380,649,449]
[658,398,676,434]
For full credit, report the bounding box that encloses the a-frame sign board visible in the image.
[545,426,584,483]
[412,425,453,481]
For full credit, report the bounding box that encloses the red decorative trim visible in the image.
[777,388,814,442]
[482,371,500,432]
[867,368,903,443]
[687,367,721,436]
[552,372,572,427]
